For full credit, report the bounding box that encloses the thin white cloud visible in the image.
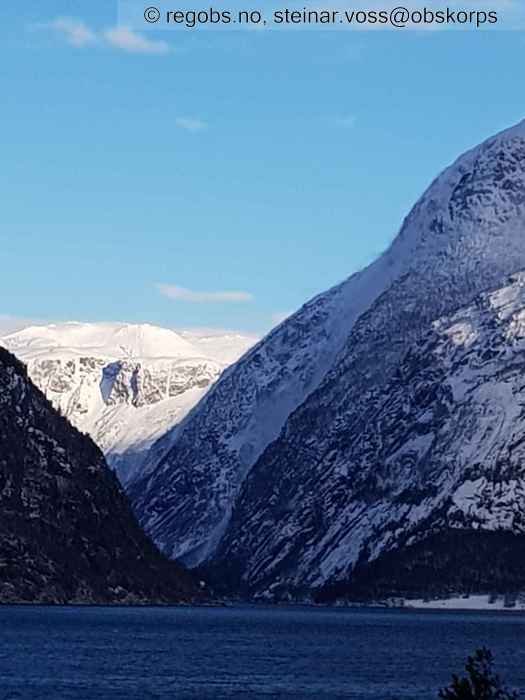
[42,17,97,47]
[158,284,254,304]
[103,26,170,55]
[175,117,208,132]
[36,17,171,54]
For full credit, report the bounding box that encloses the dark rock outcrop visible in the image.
[0,348,197,604]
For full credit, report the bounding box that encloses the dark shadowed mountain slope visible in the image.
[0,348,197,604]
[211,272,525,599]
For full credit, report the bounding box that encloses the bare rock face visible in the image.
[0,347,197,604]
[1,322,256,485]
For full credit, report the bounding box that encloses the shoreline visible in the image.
[3,594,525,614]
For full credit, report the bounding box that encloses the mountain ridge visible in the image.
[133,118,525,580]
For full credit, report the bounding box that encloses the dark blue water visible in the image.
[1,605,525,699]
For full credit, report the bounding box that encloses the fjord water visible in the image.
[2,606,525,699]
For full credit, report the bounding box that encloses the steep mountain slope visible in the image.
[0,347,197,604]
[133,119,525,569]
[1,322,256,485]
[212,272,525,597]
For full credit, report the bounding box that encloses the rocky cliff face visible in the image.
[133,119,525,583]
[25,353,221,485]
[0,347,197,604]
[1,323,255,485]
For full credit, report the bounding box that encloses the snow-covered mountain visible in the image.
[1,322,256,485]
[0,346,197,604]
[179,328,259,365]
[213,272,525,598]
[132,118,525,587]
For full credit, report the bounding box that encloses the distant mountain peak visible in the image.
[1,321,257,485]
[3,321,203,361]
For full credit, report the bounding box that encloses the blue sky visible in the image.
[2,1,525,333]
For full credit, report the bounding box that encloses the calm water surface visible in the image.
[1,604,525,699]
